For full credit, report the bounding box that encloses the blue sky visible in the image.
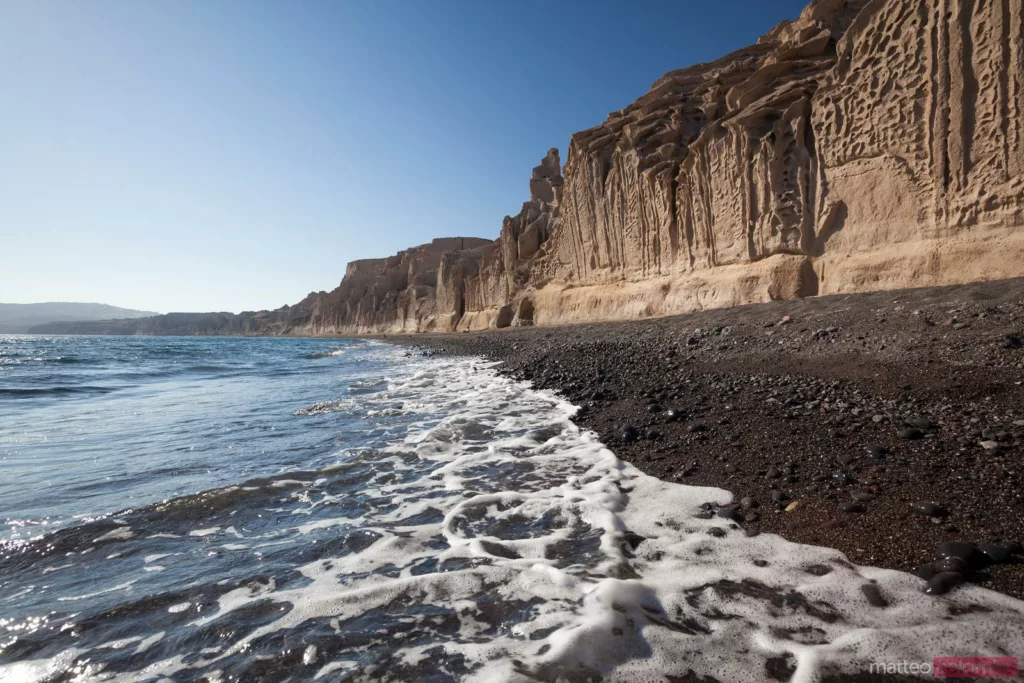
[0,0,809,313]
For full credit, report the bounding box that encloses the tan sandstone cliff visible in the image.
[290,0,1024,335]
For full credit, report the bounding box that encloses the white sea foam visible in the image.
[9,352,1024,682]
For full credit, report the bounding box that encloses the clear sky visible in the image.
[0,0,809,314]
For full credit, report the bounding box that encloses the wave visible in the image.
[304,348,347,359]
[0,385,117,398]
[4,355,1024,682]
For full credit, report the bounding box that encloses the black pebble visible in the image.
[914,564,937,581]
[717,507,743,522]
[936,541,980,566]
[688,423,708,433]
[621,425,638,443]
[833,471,854,486]
[911,501,948,517]
[866,445,889,459]
[934,556,970,574]
[745,529,761,538]
[977,542,1011,564]
[860,583,889,607]
[839,501,865,513]
[1000,541,1024,556]
[899,428,925,440]
[707,527,726,537]
[623,532,646,551]
[905,417,934,430]
[925,571,963,596]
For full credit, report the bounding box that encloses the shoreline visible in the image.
[389,277,1024,600]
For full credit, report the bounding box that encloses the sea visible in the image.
[1,334,1024,683]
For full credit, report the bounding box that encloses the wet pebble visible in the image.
[860,583,888,607]
[911,501,948,517]
[707,527,727,537]
[936,541,980,566]
[925,571,963,596]
[838,501,865,513]
[977,542,1011,564]
[899,427,925,440]
[621,425,638,443]
[716,507,743,522]
[914,564,937,581]
[934,556,970,574]
[866,444,889,459]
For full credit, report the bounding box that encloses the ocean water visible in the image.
[2,335,1024,683]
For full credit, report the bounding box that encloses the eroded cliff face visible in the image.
[68,0,1022,337]
[510,0,1024,327]
[296,237,493,334]
[325,0,1022,334]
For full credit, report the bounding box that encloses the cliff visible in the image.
[37,0,1024,336]
[324,0,1024,334]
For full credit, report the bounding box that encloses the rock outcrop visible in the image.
[301,237,492,334]
[38,0,1024,336]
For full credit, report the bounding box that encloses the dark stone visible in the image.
[851,491,875,503]
[707,527,726,537]
[914,564,937,581]
[860,583,888,607]
[621,425,638,443]
[977,542,1011,564]
[866,444,889,459]
[905,417,934,430]
[766,468,782,479]
[664,409,684,422]
[924,571,963,596]
[911,502,948,517]
[623,532,646,551]
[1000,541,1023,556]
[839,502,865,513]
[934,556,970,574]
[899,428,925,440]
[936,541,979,566]
[688,423,708,433]
[745,529,761,538]
[833,471,854,486]
[648,403,662,414]
[716,507,743,522]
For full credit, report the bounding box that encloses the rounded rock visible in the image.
[936,541,979,566]
[924,571,963,596]
[934,556,970,574]
[914,564,937,581]
[911,501,948,517]
[977,542,1011,564]
[860,583,888,608]
[899,428,925,440]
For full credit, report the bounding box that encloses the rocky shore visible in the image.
[390,277,1024,600]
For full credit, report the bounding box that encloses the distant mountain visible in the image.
[25,294,321,337]
[0,302,159,334]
